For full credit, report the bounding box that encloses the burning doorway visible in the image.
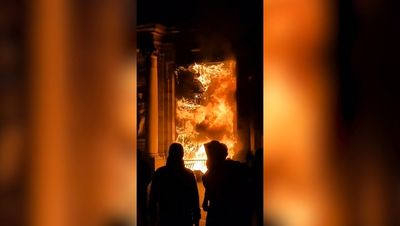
[137,23,262,171]
[174,61,238,173]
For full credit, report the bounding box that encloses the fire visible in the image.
[175,60,237,173]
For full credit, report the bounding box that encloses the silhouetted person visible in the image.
[202,140,251,226]
[137,149,153,226]
[149,143,201,226]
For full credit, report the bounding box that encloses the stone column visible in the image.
[163,41,177,155]
[147,52,159,160]
[158,44,176,158]
[138,24,168,168]
[167,61,176,146]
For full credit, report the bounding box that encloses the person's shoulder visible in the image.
[183,167,195,175]
[180,168,197,180]
[154,166,168,175]
[225,159,242,167]
[225,159,249,171]
[202,171,210,182]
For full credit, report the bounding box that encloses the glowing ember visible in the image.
[175,60,238,173]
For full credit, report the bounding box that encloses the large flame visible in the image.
[175,60,237,173]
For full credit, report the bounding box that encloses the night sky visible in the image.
[137,0,262,50]
[138,0,261,28]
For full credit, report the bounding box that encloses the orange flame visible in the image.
[175,60,237,173]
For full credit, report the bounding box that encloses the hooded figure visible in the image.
[149,143,201,226]
[202,140,252,226]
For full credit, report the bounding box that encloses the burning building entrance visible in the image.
[175,61,238,172]
[137,24,262,173]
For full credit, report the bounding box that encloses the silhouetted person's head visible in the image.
[166,143,185,169]
[205,140,228,169]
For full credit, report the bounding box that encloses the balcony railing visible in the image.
[184,159,207,171]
